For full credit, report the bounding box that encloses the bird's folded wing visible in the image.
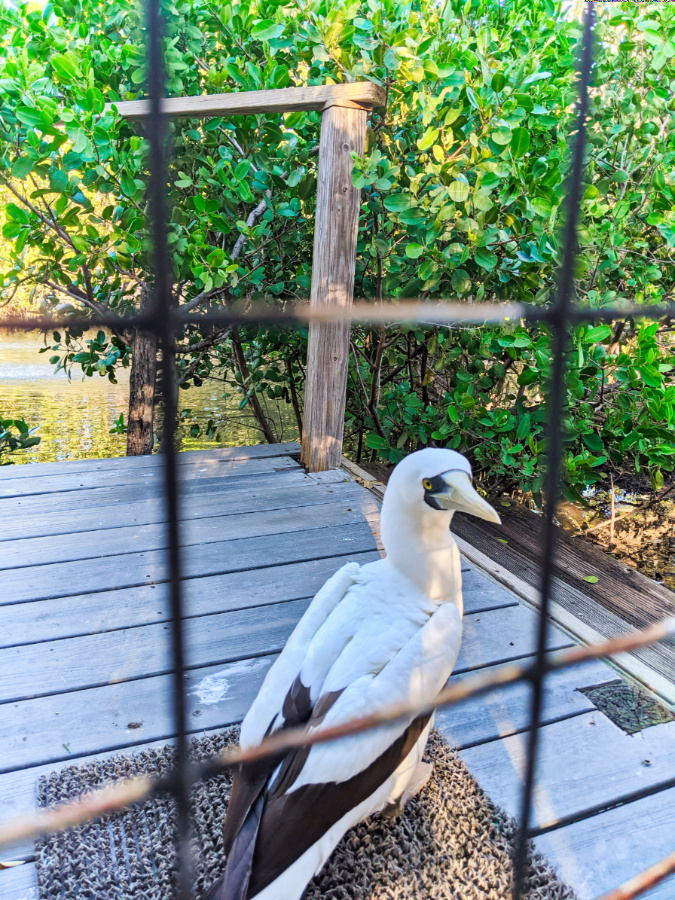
[244,601,463,896]
[289,599,463,789]
[239,562,361,749]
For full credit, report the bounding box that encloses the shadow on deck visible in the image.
[1,443,674,900]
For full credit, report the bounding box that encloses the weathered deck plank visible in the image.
[459,713,675,829]
[0,476,363,543]
[0,494,380,569]
[0,552,379,647]
[0,565,505,650]
[0,453,300,500]
[0,520,377,605]
[436,657,611,751]
[0,862,37,900]
[0,601,571,705]
[535,789,675,900]
[0,441,300,481]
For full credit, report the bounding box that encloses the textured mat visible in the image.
[36,728,576,900]
[580,680,675,734]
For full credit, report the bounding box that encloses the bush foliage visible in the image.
[1,0,674,498]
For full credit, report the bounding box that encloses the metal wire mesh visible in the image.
[2,2,675,899]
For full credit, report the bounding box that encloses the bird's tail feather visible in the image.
[204,794,265,900]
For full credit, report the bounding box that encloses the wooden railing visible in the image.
[107,83,386,471]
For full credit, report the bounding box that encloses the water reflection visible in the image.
[0,331,297,464]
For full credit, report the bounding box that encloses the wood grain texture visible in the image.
[460,712,675,829]
[0,442,300,481]
[0,601,572,705]
[453,503,675,633]
[0,862,37,900]
[0,655,276,773]
[301,105,367,471]
[107,82,385,120]
[535,789,675,900]
[436,657,612,751]
[0,466,340,523]
[0,552,380,648]
[0,563,495,650]
[454,529,675,708]
[0,495,379,570]
[0,452,299,499]
[0,478,365,543]
[0,520,378,605]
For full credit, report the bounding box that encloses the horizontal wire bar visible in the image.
[0,616,672,851]
[1,299,674,334]
[596,847,675,900]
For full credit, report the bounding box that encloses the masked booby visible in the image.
[206,447,500,900]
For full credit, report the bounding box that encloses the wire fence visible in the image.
[2,2,675,899]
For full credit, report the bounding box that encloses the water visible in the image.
[0,330,298,464]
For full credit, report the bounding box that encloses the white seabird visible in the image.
[206,447,501,900]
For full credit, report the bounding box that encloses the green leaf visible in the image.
[491,72,505,92]
[405,243,425,259]
[417,127,439,151]
[15,107,43,128]
[474,248,497,271]
[491,129,512,146]
[585,325,612,343]
[207,248,225,266]
[366,433,389,450]
[49,169,69,193]
[522,71,552,85]
[2,222,22,239]
[251,19,283,40]
[451,269,471,295]
[516,414,531,441]
[383,194,413,212]
[466,85,479,109]
[120,172,136,198]
[11,156,34,179]
[510,128,530,158]
[51,52,81,83]
[583,575,599,584]
[448,181,470,203]
[531,197,552,217]
[583,433,605,453]
[639,366,662,388]
[6,203,30,225]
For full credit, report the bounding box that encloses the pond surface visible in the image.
[0,330,297,464]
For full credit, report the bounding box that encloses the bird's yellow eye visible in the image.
[423,479,433,491]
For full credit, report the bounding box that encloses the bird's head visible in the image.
[384,447,501,525]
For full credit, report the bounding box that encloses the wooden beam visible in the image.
[105,82,385,120]
[107,83,383,470]
[301,104,367,471]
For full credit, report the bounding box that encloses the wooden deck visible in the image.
[1,443,674,900]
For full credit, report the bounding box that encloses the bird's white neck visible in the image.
[380,489,463,615]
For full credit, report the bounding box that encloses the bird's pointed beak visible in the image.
[432,470,502,524]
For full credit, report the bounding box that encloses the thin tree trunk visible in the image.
[285,357,303,440]
[231,327,278,444]
[127,328,158,455]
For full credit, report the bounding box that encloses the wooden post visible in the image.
[301,103,367,472]
[111,83,384,469]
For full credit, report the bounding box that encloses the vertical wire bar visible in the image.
[146,0,192,897]
[512,6,595,897]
